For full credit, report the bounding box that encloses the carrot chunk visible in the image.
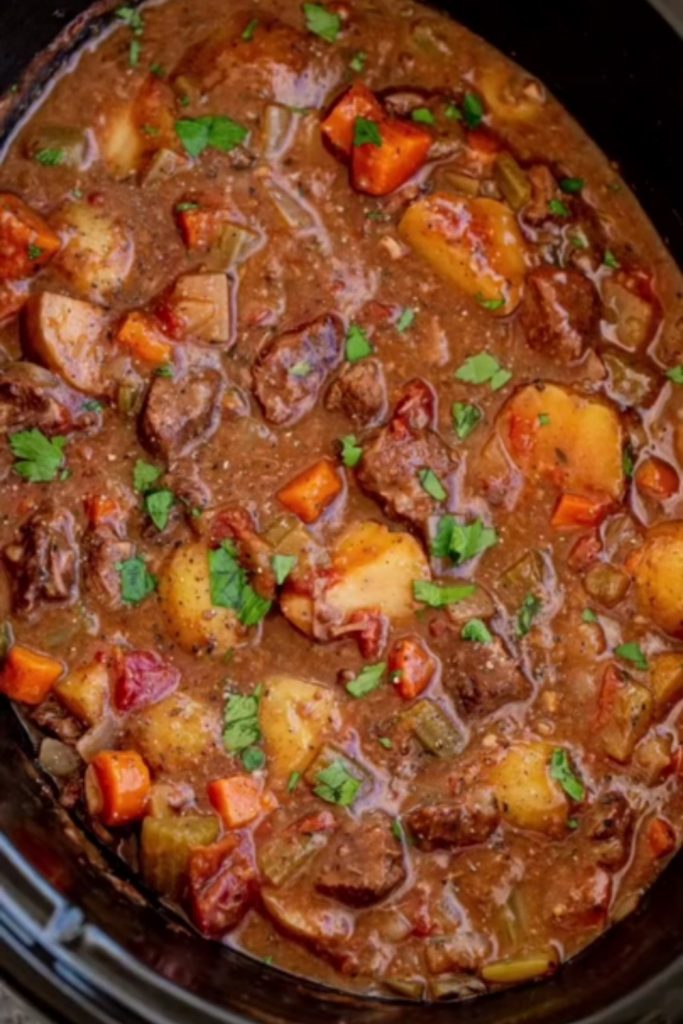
[321,83,383,156]
[0,645,63,704]
[647,816,676,859]
[86,750,151,826]
[352,119,432,196]
[389,636,436,700]
[550,493,613,530]
[0,193,61,280]
[277,458,343,523]
[208,775,271,828]
[117,311,172,365]
[635,457,679,500]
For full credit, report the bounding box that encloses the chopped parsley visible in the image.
[462,91,484,129]
[455,352,511,391]
[129,38,142,67]
[349,50,367,72]
[570,233,589,251]
[116,556,156,605]
[223,686,262,753]
[475,292,505,312]
[560,177,585,194]
[303,3,342,43]
[538,413,551,427]
[115,5,143,33]
[242,746,266,772]
[272,553,297,585]
[548,198,570,218]
[345,323,373,362]
[666,366,683,385]
[175,116,248,158]
[391,817,407,843]
[209,540,272,626]
[339,434,363,467]
[175,201,200,213]
[140,123,160,137]
[603,249,621,270]
[432,515,497,565]
[378,736,393,750]
[83,399,103,413]
[241,17,259,41]
[35,147,65,166]
[290,360,312,377]
[314,760,361,806]
[396,307,416,333]
[9,429,67,482]
[582,608,598,624]
[550,748,585,802]
[353,116,382,147]
[452,402,482,440]
[150,62,167,77]
[413,580,476,608]
[418,468,447,502]
[622,444,635,480]
[444,102,462,121]
[287,770,301,792]
[155,363,174,378]
[346,661,386,698]
[517,593,542,637]
[145,489,174,531]
[411,107,435,125]
[615,642,648,671]
[27,244,44,261]
[461,618,492,644]
[133,459,162,494]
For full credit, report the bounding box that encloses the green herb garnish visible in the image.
[462,91,484,128]
[349,51,367,72]
[455,352,511,391]
[303,3,342,43]
[133,459,162,494]
[339,434,363,467]
[116,556,156,605]
[517,593,542,637]
[242,17,259,41]
[413,580,476,608]
[452,402,482,440]
[209,541,272,626]
[145,489,174,531]
[353,116,382,147]
[560,177,584,194]
[550,748,585,802]
[411,107,435,125]
[396,307,416,333]
[418,468,447,502]
[223,686,262,753]
[272,554,297,586]
[582,608,598,624]
[314,760,361,806]
[9,429,67,482]
[345,323,373,362]
[615,642,648,671]
[35,147,65,166]
[548,198,570,217]
[461,618,492,644]
[346,661,386,698]
[431,515,497,565]
[175,116,248,158]
[603,249,620,270]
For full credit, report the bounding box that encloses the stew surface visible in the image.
[1,0,683,1002]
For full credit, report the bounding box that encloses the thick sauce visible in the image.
[1,0,683,1002]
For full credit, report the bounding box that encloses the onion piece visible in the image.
[39,737,80,777]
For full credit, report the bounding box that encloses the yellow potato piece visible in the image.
[488,742,568,834]
[99,101,142,179]
[52,202,134,303]
[399,193,527,315]
[159,541,246,654]
[130,692,221,774]
[260,674,338,780]
[632,523,683,638]
[499,383,624,500]
[24,291,107,395]
[54,661,110,726]
[169,273,230,344]
[650,652,683,710]
[477,65,546,123]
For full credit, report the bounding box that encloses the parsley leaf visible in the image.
[339,434,363,467]
[117,556,156,605]
[413,580,476,608]
[27,244,43,261]
[145,489,174,531]
[452,402,482,440]
[129,38,141,67]
[290,360,312,377]
[538,413,551,427]
[603,249,621,270]
[550,748,585,802]
[622,444,635,480]
[242,746,266,772]
[303,3,342,42]
[150,62,167,77]
[461,618,492,644]
[455,352,511,391]
[314,760,361,806]
[346,661,386,698]
[396,307,416,333]
[345,323,373,362]
[209,541,272,626]
[411,107,435,125]
[287,770,301,792]
[378,736,392,750]
[418,468,447,501]
[155,363,174,378]
[353,117,382,147]
[444,102,462,121]
[272,553,297,585]
[349,50,367,72]
[431,516,497,565]
[115,5,143,33]
[9,429,67,482]
[175,116,248,158]
[133,459,162,494]
[475,292,505,312]
[83,399,103,413]
[242,17,259,41]
[548,198,570,218]
[223,687,262,752]
[517,593,542,637]
[462,91,484,128]
[559,177,584,194]
[667,366,683,385]
[582,608,598,624]
[570,233,589,250]
[391,817,407,843]
[615,642,648,671]
[35,147,65,166]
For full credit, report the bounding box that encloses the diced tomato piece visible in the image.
[647,816,676,859]
[635,457,679,500]
[567,530,603,571]
[0,645,63,704]
[466,128,502,161]
[352,119,432,196]
[389,636,437,700]
[295,810,336,834]
[85,495,121,527]
[0,193,61,280]
[188,833,259,937]
[117,311,173,365]
[277,458,343,523]
[85,750,151,826]
[113,650,180,713]
[321,83,384,156]
[392,378,436,433]
[208,775,271,829]
[551,493,613,530]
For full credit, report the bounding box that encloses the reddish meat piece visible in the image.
[325,357,387,426]
[356,378,453,532]
[315,812,406,907]
[545,862,612,930]
[520,267,599,362]
[189,833,259,938]
[3,505,80,616]
[85,527,135,607]
[252,315,343,426]
[141,366,223,461]
[114,650,180,712]
[0,362,99,436]
[406,788,500,850]
[584,792,633,869]
[442,638,530,717]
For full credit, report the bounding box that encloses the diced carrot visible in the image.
[117,311,172,365]
[551,493,613,530]
[352,119,432,196]
[647,816,676,859]
[208,774,268,828]
[85,750,151,826]
[0,645,63,704]
[0,193,61,280]
[635,457,679,500]
[389,636,437,700]
[85,495,120,527]
[277,458,343,524]
[176,205,231,250]
[321,83,384,156]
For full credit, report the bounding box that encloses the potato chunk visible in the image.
[54,661,109,726]
[159,542,249,653]
[51,202,134,303]
[24,291,107,395]
[399,194,527,315]
[497,383,624,500]
[260,674,338,780]
[488,742,567,834]
[477,65,545,123]
[632,523,683,638]
[130,692,221,774]
[167,274,230,344]
[650,653,683,710]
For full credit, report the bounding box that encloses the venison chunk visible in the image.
[325,357,387,426]
[315,812,405,906]
[4,505,79,615]
[141,366,223,460]
[520,267,599,362]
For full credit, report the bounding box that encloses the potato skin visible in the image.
[632,522,683,638]
[51,202,134,303]
[488,742,568,834]
[260,674,338,780]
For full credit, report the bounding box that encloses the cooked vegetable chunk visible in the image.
[141,814,219,898]
[130,692,221,774]
[631,523,683,637]
[488,743,568,834]
[0,193,60,280]
[260,674,337,779]
[54,661,110,725]
[24,291,107,394]
[50,202,134,303]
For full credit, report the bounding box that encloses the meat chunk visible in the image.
[544,861,611,930]
[315,812,406,907]
[520,267,599,362]
[584,792,633,869]
[325,357,387,426]
[4,505,79,615]
[356,378,453,532]
[0,362,99,436]
[253,315,343,426]
[85,525,134,607]
[140,366,223,460]
[524,164,558,223]
[407,788,500,850]
[442,638,530,717]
